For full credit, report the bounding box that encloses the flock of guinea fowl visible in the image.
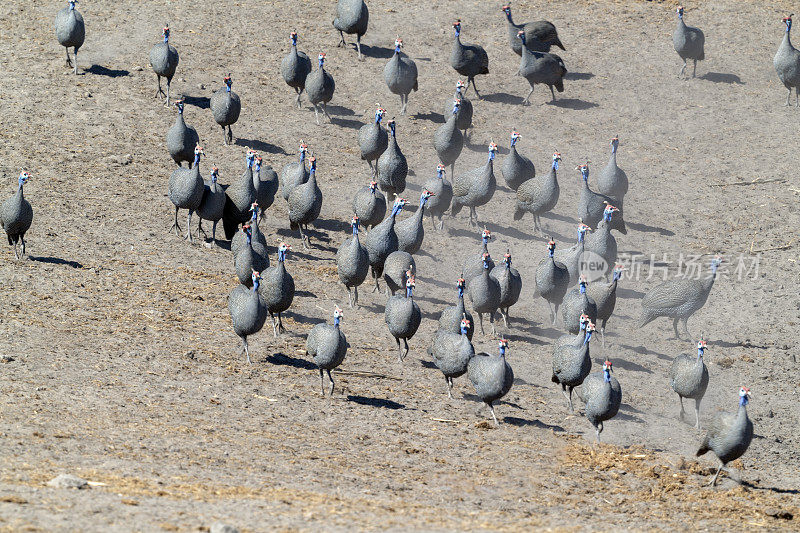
[6,0,797,488]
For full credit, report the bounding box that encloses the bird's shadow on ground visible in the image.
[419,359,437,369]
[411,112,445,124]
[619,343,671,361]
[504,416,566,431]
[627,221,675,236]
[284,310,316,325]
[182,95,210,109]
[28,256,83,269]
[699,72,745,85]
[235,138,287,155]
[415,275,450,290]
[504,332,547,346]
[482,92,525,105]
[86,65,130,78]
[315,217,349,233]
[330,117,363,130]
[546,98,599,110]
[465,142,510,155]
[266,351,316,370]
[542,211,579,225]
[741,480,800,495]
[448,222,538,243]
[564,72,594,81]
[358,44,394,59]
[326,105,356,116]
[346,395,405,409]
[592,355,652,374]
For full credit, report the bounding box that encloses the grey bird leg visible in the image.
[478,313,485,335]
[12,241,19,260]
[327,369,335,396]
[679,60,686,79]
[709,462,724,486]
[197,218,207,240]
[170,206,181,235]
[561,385,573,412]
[692,59,697,78]
[295,87,302,109]
[155,75,166,99]
[277,313,286,334]
[553,304,560,326]
[694,398,701,429]
[165,79,171,106]
[488,402,498,425]
[271,313,279,337]
[227,126,234,145]
[221,125,228,145]
[795,87,799,107]
[20,237,26,259]
[439,215,445,231]
[450,163,455,180]
[337,30,346,47]
[186,211,194,242]
[601,327,606,349]
[313,104,321,126]
[470,206,478,226]
[523,87,534,106]
[353,286,359,307]
[785,88,792,106]
[504,307,510,327]
[210,221,218,247]
[672,317,681,339]
[321,103,331,122]
[489,312,497,335]
[446,376,453,399]
[469,77,482,99]
[394,336,402,361]
[65,47,73,68]
[372,272,380,293]
[242,337,252,364]
[356,35,363,61]
[319,368,326,396]
[682,318,692,339]
[298,225,309,249]
[549,85,556,102]
[678,395,686,421]
[367,159,374,176]
[401,338,409,360]
[73,49,78,75]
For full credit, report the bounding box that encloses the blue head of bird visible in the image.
[394,37,403,54]
[308,155,317,175]
[611,136,619,154]
[579,313,589,332]
[405,274,415,298]
[162,25,170,43]
[481,228,491,245]
[783,15,793,33]
[242,224,252,245]
[612,264,624,282]
[456,80,466,95]
[245,149,255,168]
[552,152,562,171]
[510,131,521,148]
[211,166,219,184]
[387,119,396,136]
[547,239,556,258]
[577,162,589,181]
[579,275,588,294]
[502,5,512,21]
[68,0,77,10]
[333,306,343,327]
[374,107,386,124]
[251,270,261,291]
[460,317,470,336]
[175,99,185,114]
[436,164,446,180]
[224,74,233,92]
[498,339,509,358]
[391,197,407,217]
[577,222,590,243]
[17,171,31,190]
[317,52,326,69]
[254,155,263,174]
[369,180,379,195]
[517,30,526,46]
[351,215,360,235]
[603,360,613,382]
[278,242,291,262]
[193,144,205,165]
[739,386,751,406]
[710,255,722,274]
[452,98,461,116]
[482,252,491,270]
[420,189,434,207]
[453,20,461,38]
[457,276,465,298]
[298,141,308,160]
[290,31,298,47]
[487,142,498,162]
[249,202,259,221]
[603,203,619,222]
[503,250,512,269]
[697,339,707,359]
[584,322,596,345]
[676,5,684,19]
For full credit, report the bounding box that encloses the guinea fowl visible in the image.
[639,256,722,339]
[501,131,535,191]
[670,338,710,429]
[535,240,570,326]
[554,314,589,351]
[396,190,433,255]
[382,251,415,296]
[514,152,560,235]
[234,225,269,287]
[451,142,498,226]
[583,204,620,280]
[337,216,369,307]
[577,360,622,442]
[228,270,268,364]
[517,31,566,104]
[281,31,312,109]
[306,307,348,396]
[384,38,418,114]
[576,163,626,235]
[55,0,85,75]
[385,274,422,361]
[333,0,369,61]
[259,242,295,337]
[696,387,754,486]
[253,155,278,215]
[422,165,453,230]
[231,203,268,258]
[149,25,179,106]
[210,75,242,145]
[306,53,336,125]
[774,15,800,106]
[552,322,595,412]
[168,144,205,242]
[352,181,386,229]
[586,264,623,348]
[673,5,705,78]
[469,253,502,335]
[288,156,322,249]
[492,251,522,327]
[377,120,408,204]
[429,318,475,398]
[359,108,388,177]
[434,100,464,178]
[554,223,591,285]
[280,141,309,201]
[450,20,489,98]
[166,100,200,168]
[438,277,475,341]
[1,172,33,260]
[502,4,564,55]
[562,276,598,334]
[196,166,226,246]
[364,198,405,291]
[463,228,495,286]
[468,339,514,425]
[443,81,473,140]
[222,150,257,240]
[596,137,628,202]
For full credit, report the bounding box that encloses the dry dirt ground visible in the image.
[0,0,799,531]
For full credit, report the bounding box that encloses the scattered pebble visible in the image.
[134,66,143,71]
[197,83,205,90]
[83,91,92,98]
[47,474,89,489]
[764,508,794,520]
[210,523,239,533]
[0,355,14,363]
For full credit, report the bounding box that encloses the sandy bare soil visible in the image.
[0,0,799,531]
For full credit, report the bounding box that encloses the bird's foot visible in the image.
[169,221,180,235]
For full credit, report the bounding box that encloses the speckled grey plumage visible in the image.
[501,135,535,191]
[451,146,497,226]
[696,391,753,485]
[395,191,431,255]
[306,56,336,125]
[234,231,269,287]
[673,7,705,78]
[444,82,473,137]
[281,145,309,201]
[577,366,622,441]
[450,21,489,97]
[583,210,618,280]
[503,5,564,55]
[517,33,566,104]
[352,182,386,229]
[639,257,721,339]
[222,153,257,240]
[288,163,322,249]
[422,166,453,230]
[307,312,347,395]
[168,151,204,241]
[586,266,622,346]
[670,343,709,429]
[382,251,415,296]
[231,207,268,258]
[562,281,598,334]
[254,159,278,213]
[385,286,421,361]
[434,103,464,176]
[281,32,312,108]
[577,165,626,234]
[438,280,474,341]
[196,169,226,244]
[1,175,33,259]
[228,278,268,364]
[363,201,402,283]
[429,328,474,397]
[535,242,570,326]
[553,225,588,285]
[359,111,388,175]
[491,254,522,327]
[552,328,593,411]
[337,220,369,307]
[467,344,513,425]
[514,154,560,234]
[596,138,628,201]
[166,102,200,167]
[384,41,418,114]
[55,1,85,74]
[463,232,494,287]
[210,77,241,144]
[376,121,407,203]
[775,17,800,105]
[333,0,369,60]
[259,246,295,336]
[149,27,179,104]
[468,261,501,335]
